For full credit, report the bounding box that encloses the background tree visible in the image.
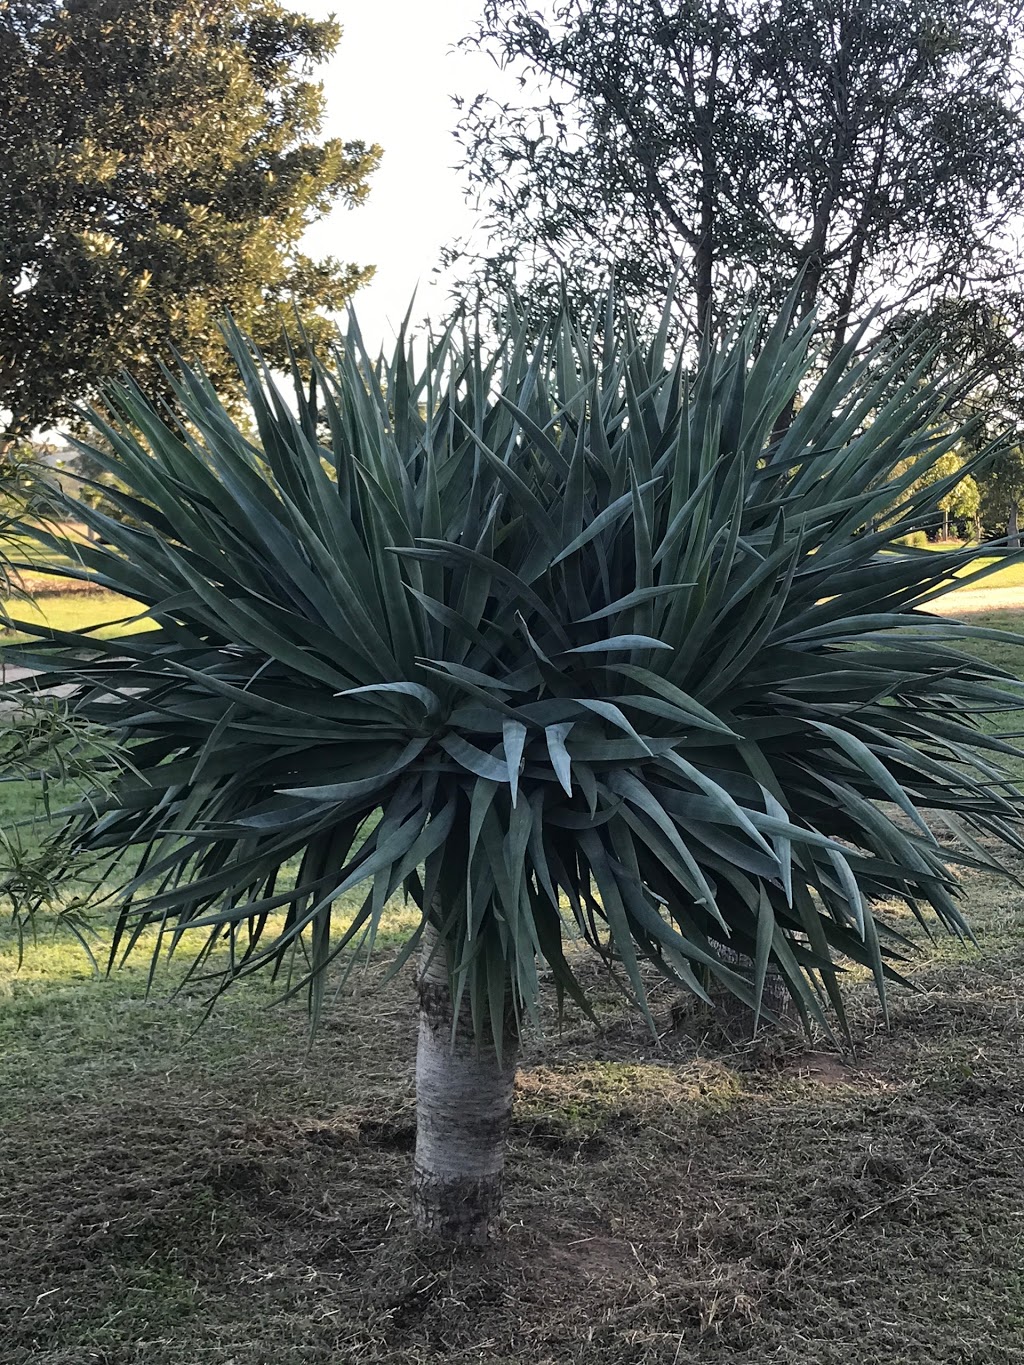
[0,0,380,445]
[6,297,1024,1245]
[881,297,1024,410]
[896,449,982,541]
[451,0,1024,348]
[935,455,981,541]
[981,442,1024,544]
[878,298,1024,538]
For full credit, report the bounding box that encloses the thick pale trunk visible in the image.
[413,927,518,1244]
[1010,502,1020,550]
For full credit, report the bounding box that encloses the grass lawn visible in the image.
[1,614,1023,1363]
[918,539,1024,590]
[955,556,1024,590]
[1,526,144,643]
[1,587,149,643]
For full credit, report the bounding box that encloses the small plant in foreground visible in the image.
[4,295,1024,1244]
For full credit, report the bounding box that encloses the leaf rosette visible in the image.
[5,296,1024,1039]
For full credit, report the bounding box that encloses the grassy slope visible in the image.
[1,615,1023,1364]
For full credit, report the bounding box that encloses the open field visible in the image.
[6,545,1024,644]
[963,556,1024,589]
[1,530,146,643]
[3,533,1024,647]
[949,553,1024,591]
[1,588,149,643]
[0,614,1023,1363]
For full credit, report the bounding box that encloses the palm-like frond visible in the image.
[5,297,1024,1037]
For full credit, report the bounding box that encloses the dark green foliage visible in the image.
[980,443,1024,543]
[6,293,1024,1040]
[871,298,1024,539]
[0,0,379,441]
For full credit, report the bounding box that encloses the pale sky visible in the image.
[294,0,499,353]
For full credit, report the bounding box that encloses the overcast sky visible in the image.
[294,0,498,353]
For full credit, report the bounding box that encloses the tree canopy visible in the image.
[451,0,1024,348]
[0,0,380,441]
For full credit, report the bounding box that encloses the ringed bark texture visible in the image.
[413,926,518,1245]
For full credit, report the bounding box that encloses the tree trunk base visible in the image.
[412,926,518,1246]
[709,975,794,1028]
[412,1169,505,1245]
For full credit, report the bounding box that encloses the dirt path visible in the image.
[931,584,1024,615]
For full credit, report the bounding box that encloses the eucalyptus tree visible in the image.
[451,0,1024,348]
[5,295,1024,1245]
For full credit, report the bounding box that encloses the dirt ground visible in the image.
[935,584,1024,614]
[2,862,1023,1365]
